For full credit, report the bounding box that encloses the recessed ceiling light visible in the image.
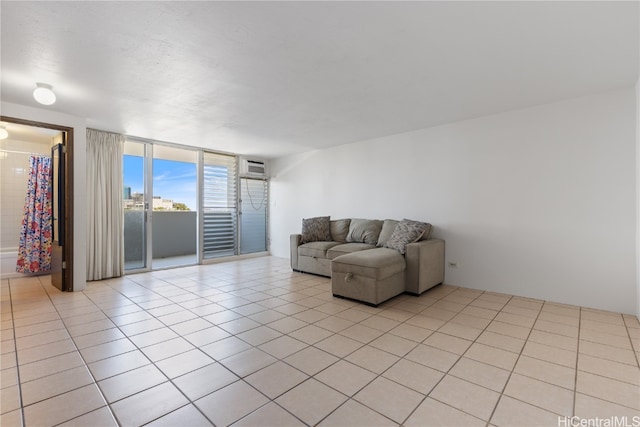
[33,83,56,105]
[0,126,8,140]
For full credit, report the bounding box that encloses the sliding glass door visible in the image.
[123,142,147,270]
[152,145,198,268]
[123,141,198,271]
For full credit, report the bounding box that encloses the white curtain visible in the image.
[86,129,125,280]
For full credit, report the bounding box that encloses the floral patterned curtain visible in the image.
[16,155,52,273]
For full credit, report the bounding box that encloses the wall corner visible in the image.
[636,78,640,320]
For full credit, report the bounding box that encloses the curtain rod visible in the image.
[0,148,50,156]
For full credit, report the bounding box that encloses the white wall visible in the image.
[636,79,640,320]
[1,102,87,291]
[270,88,637,315]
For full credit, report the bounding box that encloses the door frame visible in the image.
[1,116,74,291]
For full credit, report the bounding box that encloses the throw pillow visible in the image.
[330,219,351,243]
[346,219,383,245]
[377,219,399,247]
[301,216,331,243]
[383,218,429,254]
[419,223,434,241]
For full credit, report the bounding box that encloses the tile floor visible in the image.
[1,256,639,426]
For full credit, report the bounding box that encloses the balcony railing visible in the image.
[124,211,197,262]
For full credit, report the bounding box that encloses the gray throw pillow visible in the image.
[330,219,351,242]
[301,216,331,243]
[383,218,429,254]
[346,219,383,245]
[377,219,399,247]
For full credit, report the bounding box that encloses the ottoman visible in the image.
[331,248,406,306]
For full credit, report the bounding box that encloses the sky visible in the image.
[123,155,197,210]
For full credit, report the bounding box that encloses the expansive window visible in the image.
[124,142,267,271]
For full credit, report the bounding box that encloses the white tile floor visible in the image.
[1,256,639,426]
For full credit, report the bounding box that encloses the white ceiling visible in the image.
[1,1,638,159]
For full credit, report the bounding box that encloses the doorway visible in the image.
[0,116,74,291]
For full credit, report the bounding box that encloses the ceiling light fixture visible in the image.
[0,126,8,140]
[33,83,56,105]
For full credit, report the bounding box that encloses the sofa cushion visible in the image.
[301,216,332,243]
[377,219,399,247]
[327,242,376,260]
[330,219,351,243]
[346,219,383,245]
[332,248,406,280]
[384,219,430,254]
[299,241,342,258]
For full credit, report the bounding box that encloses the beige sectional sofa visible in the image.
[290,217,445,305]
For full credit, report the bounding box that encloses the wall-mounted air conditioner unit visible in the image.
[240,158,267,177]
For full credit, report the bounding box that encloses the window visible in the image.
[240,178,268,254]
[124,142,267,269]
[202,152,237,258]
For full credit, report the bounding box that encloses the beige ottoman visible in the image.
[331,248,406,306]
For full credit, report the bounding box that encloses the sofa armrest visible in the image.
[404,239,445,295]
[290,234,302,271]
